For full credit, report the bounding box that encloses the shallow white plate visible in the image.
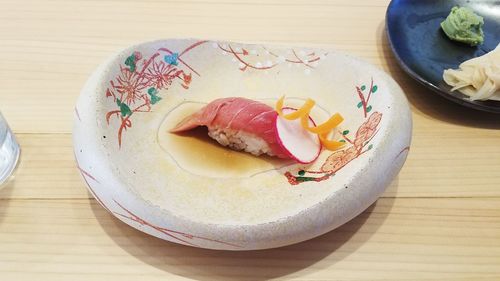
[73,39,412,250]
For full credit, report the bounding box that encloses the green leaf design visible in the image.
[339,139,346,143]
[147,87,162,104]
[147,87,158,96]
[342,130,349,135]
[357,101,363,108]
[371,85,378,93]
[366,105,372,113]
[360,85,366,91]
[118,101,132,117]
[298,170,305,176]
[150,95,162,104]
[124,54,137,72]
[296,176,316,182]
[368,144,373,150]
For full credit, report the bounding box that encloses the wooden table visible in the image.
[1,0,500,280]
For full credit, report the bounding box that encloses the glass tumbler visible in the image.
[0,111,20,186]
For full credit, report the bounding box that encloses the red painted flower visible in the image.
[133,51,142,61]
[285,172,299,185]
[182,72,192,85]
[321,146,358,173]
[144,60,176,90]
[111,67,148,105]
[354,112,382,148]
[180,72,192,89]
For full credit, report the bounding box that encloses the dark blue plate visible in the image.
[386,0,500,113]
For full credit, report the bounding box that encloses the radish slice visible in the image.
[275,108,322,164]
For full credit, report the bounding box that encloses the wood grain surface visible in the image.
[0,0,499,280]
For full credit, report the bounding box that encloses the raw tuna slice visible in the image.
[170,97,291,159]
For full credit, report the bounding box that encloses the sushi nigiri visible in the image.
[170,97,291,159]
[170,97,344,164]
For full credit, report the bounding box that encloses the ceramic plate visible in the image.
[73,39,412,250]
[386,0,500,113]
